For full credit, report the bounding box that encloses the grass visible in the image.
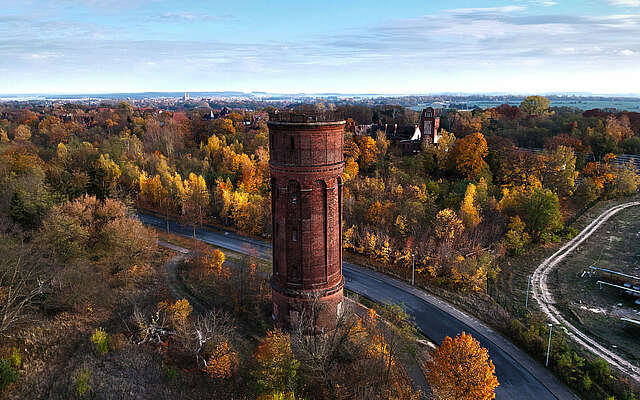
[551,205,640,364]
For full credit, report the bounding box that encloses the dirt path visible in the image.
[531,201,640,383]
[158,241,210,314]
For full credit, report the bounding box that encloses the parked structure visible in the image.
[268,111,345,331]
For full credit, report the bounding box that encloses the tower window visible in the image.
[290,136,295,150]
[291,193,297,204]
[292,229,298,242]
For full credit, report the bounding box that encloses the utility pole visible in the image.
[525,275,531,309]
[411,254,415,286]
[546,323,553,367]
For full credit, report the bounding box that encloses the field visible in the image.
[550,205,640,364]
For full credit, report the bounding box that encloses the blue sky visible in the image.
[1,0,639,94]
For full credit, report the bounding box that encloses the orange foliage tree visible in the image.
[425,332,499,400]
[448,133,488,180]
[203,341,238,379]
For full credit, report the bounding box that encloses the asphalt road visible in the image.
[139,213,578,400]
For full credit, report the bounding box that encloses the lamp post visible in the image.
[411,254,415,286]
[525,275,531,309]
[546,323,553,367]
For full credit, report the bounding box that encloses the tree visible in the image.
[13,124,31,142]
[448,133,488,180]
[343,157,359,182]
[543,145,577,198]
[208,249,226,275]
[357,136,378,169]
[460,183,481,229]
[500,186,562,242]
[203,341,238,379]
[93,153,121,199]
[520,96,551,117]
[181,173,210,240]
[253,329,300,395]
[0,238,45,336]
[425,332,499,400]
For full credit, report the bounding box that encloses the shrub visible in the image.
[0,358,19,391]
[91,327,109,355]
[10,348,21,368]
[73,367,91,397]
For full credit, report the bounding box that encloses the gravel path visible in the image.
[531,201,640,383]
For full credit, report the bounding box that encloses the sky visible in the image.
[1,0,640,95]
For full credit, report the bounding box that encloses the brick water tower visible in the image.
[268,111,345,331]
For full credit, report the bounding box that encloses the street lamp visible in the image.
[546,323,553,367]
[525,275,531,309]
[411,254,415,286]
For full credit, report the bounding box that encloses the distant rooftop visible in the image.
[268,110,345,123]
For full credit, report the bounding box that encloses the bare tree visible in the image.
[290,294,360,399]
[0,248,46,335]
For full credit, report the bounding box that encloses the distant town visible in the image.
[2,92,640,113]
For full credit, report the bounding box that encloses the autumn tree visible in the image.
[447,133,488,180]
[542,145,577,198]
[520,96,551,117]
[253,329,300,395]
[13,124,31,142]
[357,136,378,169]
[425,332,499,400]
[343,157,359,182]
[203,341,238,379]
[93,153,121,199]
[460,183,481,229]
[499,185,562,242]
[181,172,210,240]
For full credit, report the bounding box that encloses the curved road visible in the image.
[532,201,640,383]
[140,213,578,400]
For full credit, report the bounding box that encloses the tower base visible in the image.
[271,279,344,332]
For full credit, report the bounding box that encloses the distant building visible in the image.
[354,107,440,154]
[201,106,231,121]
[183,92,190,101]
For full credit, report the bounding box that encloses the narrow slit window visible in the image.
[292,229,298,242]
[291,193,297,205]
[290,136,295,150]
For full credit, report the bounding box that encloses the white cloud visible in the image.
[609,0,640,6]
[445,6,526,14]
[620,49,637,55]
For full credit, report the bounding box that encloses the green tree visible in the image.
[252,329,300,395]
[520,96,551,117]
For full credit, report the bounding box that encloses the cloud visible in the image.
[609,0,640,6]
[154,12,233,22]
[1,4,639,93]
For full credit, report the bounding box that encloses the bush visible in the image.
[0,358,19,391]
[91,327,109,355]
[73,367,91,397]
[10,348,21,368]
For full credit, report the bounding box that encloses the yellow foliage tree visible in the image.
[425,332,499,400]
[343,157,359,182]
[181,173,209,239]
[460,183,481,229]
[358,136,378,169]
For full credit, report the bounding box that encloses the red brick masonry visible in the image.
[268,120,346,330]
